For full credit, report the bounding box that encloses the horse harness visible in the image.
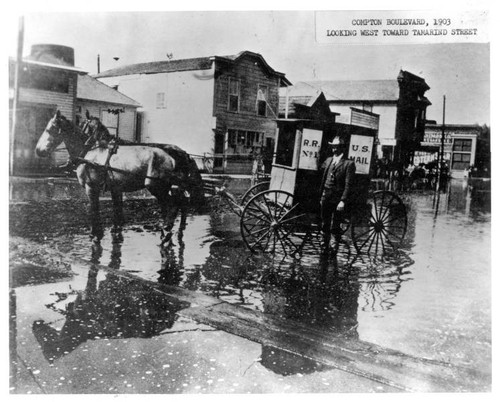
[73,124,171,183]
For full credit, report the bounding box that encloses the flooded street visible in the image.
[9,178,491,392]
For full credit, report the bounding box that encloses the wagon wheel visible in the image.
[240,181,270,206]
[350,190,407,256]
[240,190,309,256]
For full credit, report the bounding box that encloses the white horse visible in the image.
[36,110,204,242]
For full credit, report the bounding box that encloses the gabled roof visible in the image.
[301,80,400,102]
[279,84,323,116]
[279,90,338,119]
[94,57,214,78]
[94,50,291,86]
[77,74,141,107]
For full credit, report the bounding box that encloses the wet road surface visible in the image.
[9,178,491,392]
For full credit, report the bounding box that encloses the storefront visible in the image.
[417,124,481,177]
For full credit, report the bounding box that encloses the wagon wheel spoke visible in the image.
[241,219,270,233]
[276,226,301,254]
[240,181,270,206]
[276,220,308,254]
[242,208,272,224]
[380,228,397,250]
[352,190,408,255]
[242,222,271,238]
[357,231,376,254]
[379,197,400,221]
[245,203,273,222]
[252,227,274,251]
[262,193,277,220]
[240,190,296,254]
[365,228,379,254]
[383,227,405,245]
[352,224,374,241]
[278,212,307,226]
[275,229,291,254]
[276,193,293,218]
[384,214,406,225]
[373,191,385,221]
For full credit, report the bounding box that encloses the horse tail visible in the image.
[152,143,205,207]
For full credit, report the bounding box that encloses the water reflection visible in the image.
[260,255,360,336]
[157,211,187,287]
[432,178,491,217]
[32,234,189,363]
[353,253,414,312]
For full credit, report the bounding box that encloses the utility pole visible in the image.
[436,95,446,191]
[97,54,100,74]
[10,16,24,176]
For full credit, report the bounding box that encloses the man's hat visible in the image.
[327,136,346,146]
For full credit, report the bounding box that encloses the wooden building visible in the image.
[9,45,84,175]
[283,70,431,167]
[95,51,291,174]
[9,44,141,175]
[76,74,141,143]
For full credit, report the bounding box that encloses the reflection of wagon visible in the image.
[218,118,407,257]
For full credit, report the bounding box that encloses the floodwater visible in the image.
[9,178,491,380]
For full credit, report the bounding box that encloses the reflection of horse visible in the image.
[35,110,205,241]
[32,237,189,363]
[157,211,187,287]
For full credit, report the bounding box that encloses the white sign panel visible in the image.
[315,10,489,45]
[298,129,323,170]
[348,135,374,175]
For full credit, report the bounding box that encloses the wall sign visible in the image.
[348,135,374,174]
[299,129,323,170]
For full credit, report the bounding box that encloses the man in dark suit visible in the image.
[320,136,356,249]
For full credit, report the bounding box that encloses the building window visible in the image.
[101,110,119,135]
[228,78,240,112]
[451,153,471,171]
[156,92,166,109]
[227,129,263,150]
[451,138,472,170]
[453,139,472,152]
[20,65,70,93]
[257,85,268,116]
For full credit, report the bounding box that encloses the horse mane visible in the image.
[59,113,89,143]
[82,115,204,204]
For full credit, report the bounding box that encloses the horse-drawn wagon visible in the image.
[218,117,408,258]
[35,110,407,258]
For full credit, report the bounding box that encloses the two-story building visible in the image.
[9,44,141,175]
[9,44,84,175]
[283,70,431,168]
[95,51,291,174]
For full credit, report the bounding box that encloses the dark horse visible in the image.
[35,110,205,242]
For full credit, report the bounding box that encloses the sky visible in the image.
[4,6,493,128]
